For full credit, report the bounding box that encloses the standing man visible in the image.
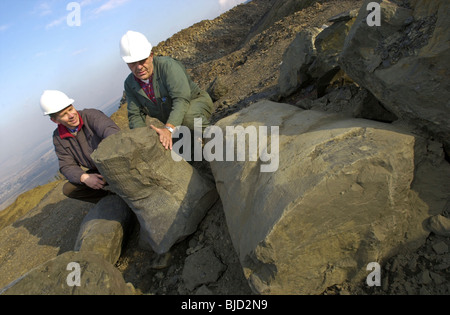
[40,90,120,203]
[120,30,214,151]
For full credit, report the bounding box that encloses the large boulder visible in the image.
[0,251,134,295]
[278,27,321,98]
[74,195,132,264]
[91,127,218,254]
[278,10,358,99]
[339,0,450,151]
[209,100,440,294]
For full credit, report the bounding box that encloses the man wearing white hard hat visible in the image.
[120,30,214,151]
[41,90,120,203]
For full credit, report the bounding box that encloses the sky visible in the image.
[0,0,247,171]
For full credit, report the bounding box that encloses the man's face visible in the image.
[51,105,80,129]
[127,53,154,81]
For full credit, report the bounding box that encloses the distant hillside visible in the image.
[0,180,62,230]
[0,142,59,211]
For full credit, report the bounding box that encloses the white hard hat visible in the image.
[120,31,152,63]
[40,90,74,116]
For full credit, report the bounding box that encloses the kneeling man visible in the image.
[40,90,120,203]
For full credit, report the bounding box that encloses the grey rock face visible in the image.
[339,0,450,150]
[91,127,218,254]
[74,195,132,264]
[210,100,436,294]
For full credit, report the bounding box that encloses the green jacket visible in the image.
[125,56,207,129]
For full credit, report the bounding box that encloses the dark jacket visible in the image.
[52,108,120,184]
[125,56,211,129]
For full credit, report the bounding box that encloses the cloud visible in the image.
[94,0,131,14]
[37,2,53,16]
[72,48,88,56]
[218,0,246,10]
[0,24,10,32]
[44,1,91,29]
[43,0,123,30]
[34,51,48,58]
[80,0,98,6]
[45,15,66,29]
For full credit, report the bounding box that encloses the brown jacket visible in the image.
[52,109,120,184]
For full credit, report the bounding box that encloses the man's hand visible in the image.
[150,124,173,150]
[80,173,106,190]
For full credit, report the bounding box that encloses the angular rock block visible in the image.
[182,246,226,291]
[91,128,218,254]
[210,100,431,294]
[339,0,450,149]
[74,195,132,264]
[278,27,321,98]
[0,251,134,295]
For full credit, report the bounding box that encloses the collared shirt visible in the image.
[57,113,84,139]
[135,75,157,104]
